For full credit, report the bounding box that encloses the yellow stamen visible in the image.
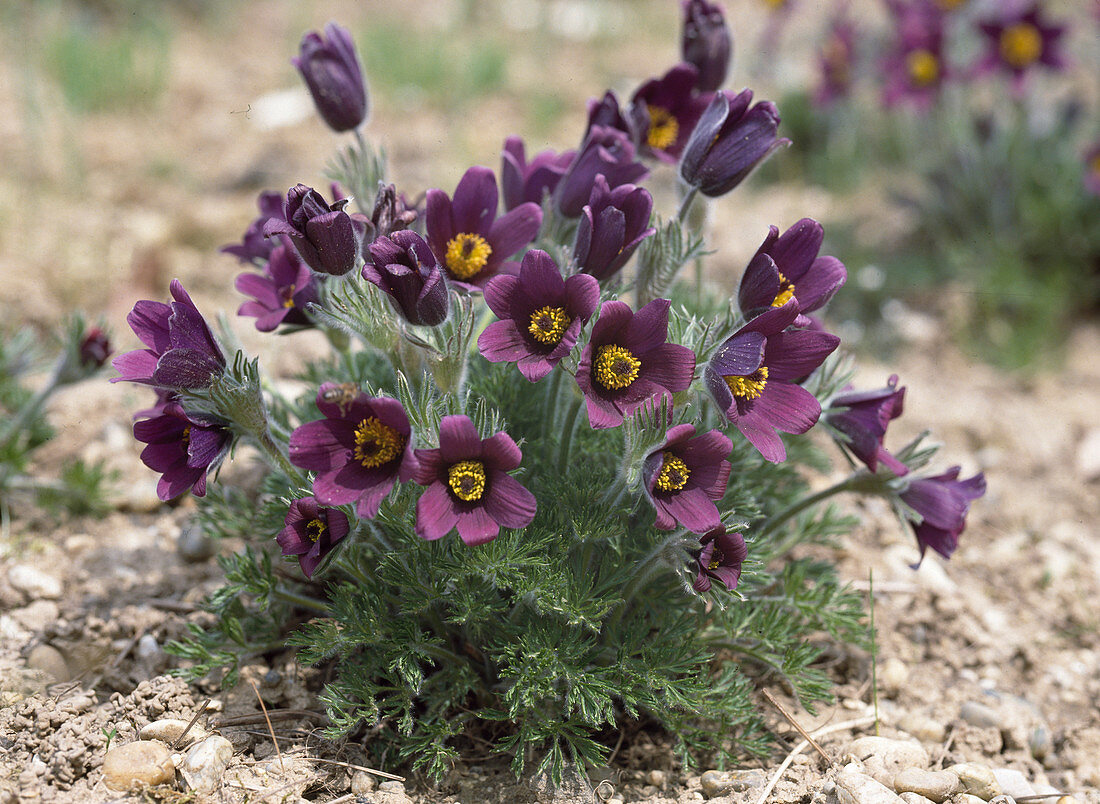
[444,232,492,281]
[936,0,966,9]
[181,426,191,446]
[528,306,572,345]
[282,284,296,308]
[306,518,326,543]
[906,49,940,87]
[655,452,691,492]
[447,460,486,502]
[724,366,769,401]
[646,106,679,151]
[708,548,724,570]
[353,417,405,468]
[771,272,796,308]
[594,344,641,391]
[1000,23,1043,68]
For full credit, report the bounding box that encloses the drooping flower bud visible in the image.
[363,231,450,327]
[681,0,732,92]
[293,22,368,133]
[573,176,656,282]
[555,126,649,218]
[264,184,367,276]
[679,89,789,198]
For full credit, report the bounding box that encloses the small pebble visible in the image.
[9,601,60,632]
[181,735,233,793]
[836,766,906,804]
[898,713,948,744]
[959,701,1001,730]
[847,737,930,787]
[7,565,62,600]
[102,740,176,792]
[893,768,960,803]
[177,522,216,562]
[139,718,209,747]
[350,770,376,794]
[647,769,667,787]
[949,763,1001,801]
[900,794,937,804]
[880,657,909,695]
[700,770,733,798]
[1028,726,1052,761]
[953,796,987,804]
[26,644,70,682]
[991,769,1033,799]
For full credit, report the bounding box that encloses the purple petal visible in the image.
[769,218,824,280]
[642,343,696,392]
[481,431,523,471]
[660,487,721,534]
[416,482,459,540]
[764,330,840,381]
[483,471,537,529]
[478,320,531,364]
[451,166,498,235]
[489,203,543,259]
[455,506,500,546]
[623,298,671,353]
[709,331,766,376]
[438,415,482,463]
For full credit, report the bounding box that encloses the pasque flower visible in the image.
[900,467,985,565]
[276,496,352,578]
[573,176,656,282]
[737,218,847,323]
[681,0,732,92]
[264,184,367,276]
[555,125,649,218]
[133,402,231,501]
[705,302,839,462]
[413,415,537,545]
[294,22,368,132]
[692,527,748,592]
[974,2,1067,90]
[289,386,418,518]
[631,63,713,163]
[501,136,576,211]
[825,375,908,475]
[882,1,948,108]
[221,190,285,264]
[78,328,111,369]
[644,425,732,533]
[363,231,450,327]
[576,299,696,429]
[679,89,788,198]
[815,14,856,106]
[236,238,319,332]
[478,249,600,382]
[112,279,226,390]
[425,166,542,291]
[356,183,418,247]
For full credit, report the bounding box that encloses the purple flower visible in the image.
[288,386,418,519]
[705,302,839,462]
[737,218,847,323]
[133,402,231,501]
[425,166,542,291]
[631,63,713,163]
[78,327,111,369]
[573,177,656,282]
[293,22,368,133]
[478,249,599,382]
[276,497,352,578]
[112,279,226,390]
[236,239,319,332]
[1085,142,1100,198]
[692,528,748,592]
[363,231,450,327]
[413,415,537,545]
[356,183,418,247]
[501,136,576,211]
[679,89,789,198]
[974,2,1067,91]
[644,424,732,533]
[882,1,948,108]
[221,191,286,264]
[555,126,650,218]
[814,15,857,106]
[264,184,367,276]
[900,467,985,565]
[576,299,696,429]
[825,375,909,476]
[681,0,732,92]
[583,91,649,147]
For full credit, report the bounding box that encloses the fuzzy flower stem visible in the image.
[271,586,330,614]
[676,186,700,224]
[541,367,565,442]
[557,394,584,474]
[754,471,880,554]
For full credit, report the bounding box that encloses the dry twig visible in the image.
[753,715,877,804]
[762,689,832,763]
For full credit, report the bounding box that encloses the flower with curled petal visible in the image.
[277,497,352,578]
[643,425,732,534]
[900,467,985,565]
[692,528,748,592]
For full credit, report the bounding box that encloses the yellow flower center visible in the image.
[936,0,966,9]
[444,232,492,280]
[282,284,296,308]
[1091,153,1100,176]
[447,460,486,502]
[906,49,940,87]
[762,0,789,8]
[353,417,405,468]
[528,306,572,345]
[655,452,691,492]
[306,518,326,543]
[1000,23,1043,68]
[646,106,679,151]
[708,547,724,570]
[724,366,769,401]
[594,344,642,390]
[181,425,191,446]
[771,272,796,308]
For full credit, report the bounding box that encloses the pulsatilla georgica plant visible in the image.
[116,6,985,783]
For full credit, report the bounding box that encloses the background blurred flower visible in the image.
[276,497,351,579]
[294,22,368,132]
[681,0,732,92]
[975,2,1067,90]
[236,239,319,332]
[882,1,948,108]
[815,14,857,106]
